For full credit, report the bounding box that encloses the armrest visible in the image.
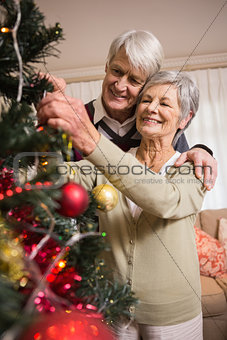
[216,275,227,300]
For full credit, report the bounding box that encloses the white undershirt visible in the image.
[93,95,141,139]
[126,148,181,221]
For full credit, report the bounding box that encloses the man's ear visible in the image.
[179,111,193,130]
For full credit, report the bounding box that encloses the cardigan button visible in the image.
[127,279,132,285]
[128,260,132,265]
[129,240,133,244]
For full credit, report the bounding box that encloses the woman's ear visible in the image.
[179,111,193,130]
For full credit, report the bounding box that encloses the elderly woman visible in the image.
[39,71,206,339]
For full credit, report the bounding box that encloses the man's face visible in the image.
[102,47,147,123]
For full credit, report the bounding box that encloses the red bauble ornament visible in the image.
[57,182,89,217]
[21,310,115,340]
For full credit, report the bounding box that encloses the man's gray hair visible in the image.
[106,30,164,79]
[137,71,199,146]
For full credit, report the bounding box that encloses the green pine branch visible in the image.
[0,0,63,103]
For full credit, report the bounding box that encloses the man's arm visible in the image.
[174,133,217,191]
[175,134,213,156]
[175,148,217,191]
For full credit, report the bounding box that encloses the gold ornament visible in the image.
[92,184,118,212]
[0,218,25,283]
[62,133,72,162]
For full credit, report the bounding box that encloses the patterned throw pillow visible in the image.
[194,226,226,277]
[218,218,227,270]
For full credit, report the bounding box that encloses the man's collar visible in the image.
[93,95,106,125]
[93,95,137,126]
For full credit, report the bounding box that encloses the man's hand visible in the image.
[37,92,100,155]
[174,148,217,190]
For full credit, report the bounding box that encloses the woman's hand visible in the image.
[37,92,100,155]
[174,148,217,190]
[38,72,67,94]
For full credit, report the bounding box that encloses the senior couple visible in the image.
[38,30,217,339]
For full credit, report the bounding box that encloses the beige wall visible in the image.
[35,0,227,81]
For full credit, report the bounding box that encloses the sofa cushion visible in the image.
[218,218,227,270]
[195,209,227,238]
[201,275,227,317]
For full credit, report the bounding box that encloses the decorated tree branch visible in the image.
[0,1,136,339]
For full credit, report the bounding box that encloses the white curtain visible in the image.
[66,68,227,210]
[65,80,103,103]
[186,68,227,210]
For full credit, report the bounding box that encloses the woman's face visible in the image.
[136,83,188,141]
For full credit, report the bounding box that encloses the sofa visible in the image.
[194,208,227,340]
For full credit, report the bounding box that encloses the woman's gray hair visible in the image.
[137,71,199,146]
[106,30,164,79]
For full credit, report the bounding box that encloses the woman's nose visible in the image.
[147,101,159,113]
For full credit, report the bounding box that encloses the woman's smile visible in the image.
[142,116,162,124]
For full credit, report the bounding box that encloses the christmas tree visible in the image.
[0,1,136,339]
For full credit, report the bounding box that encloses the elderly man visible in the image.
[38,29,217,189]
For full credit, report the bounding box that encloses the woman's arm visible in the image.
[85,134,206,220]
[37,93,206,218]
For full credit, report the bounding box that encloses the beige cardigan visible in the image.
[64,134,206,326]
